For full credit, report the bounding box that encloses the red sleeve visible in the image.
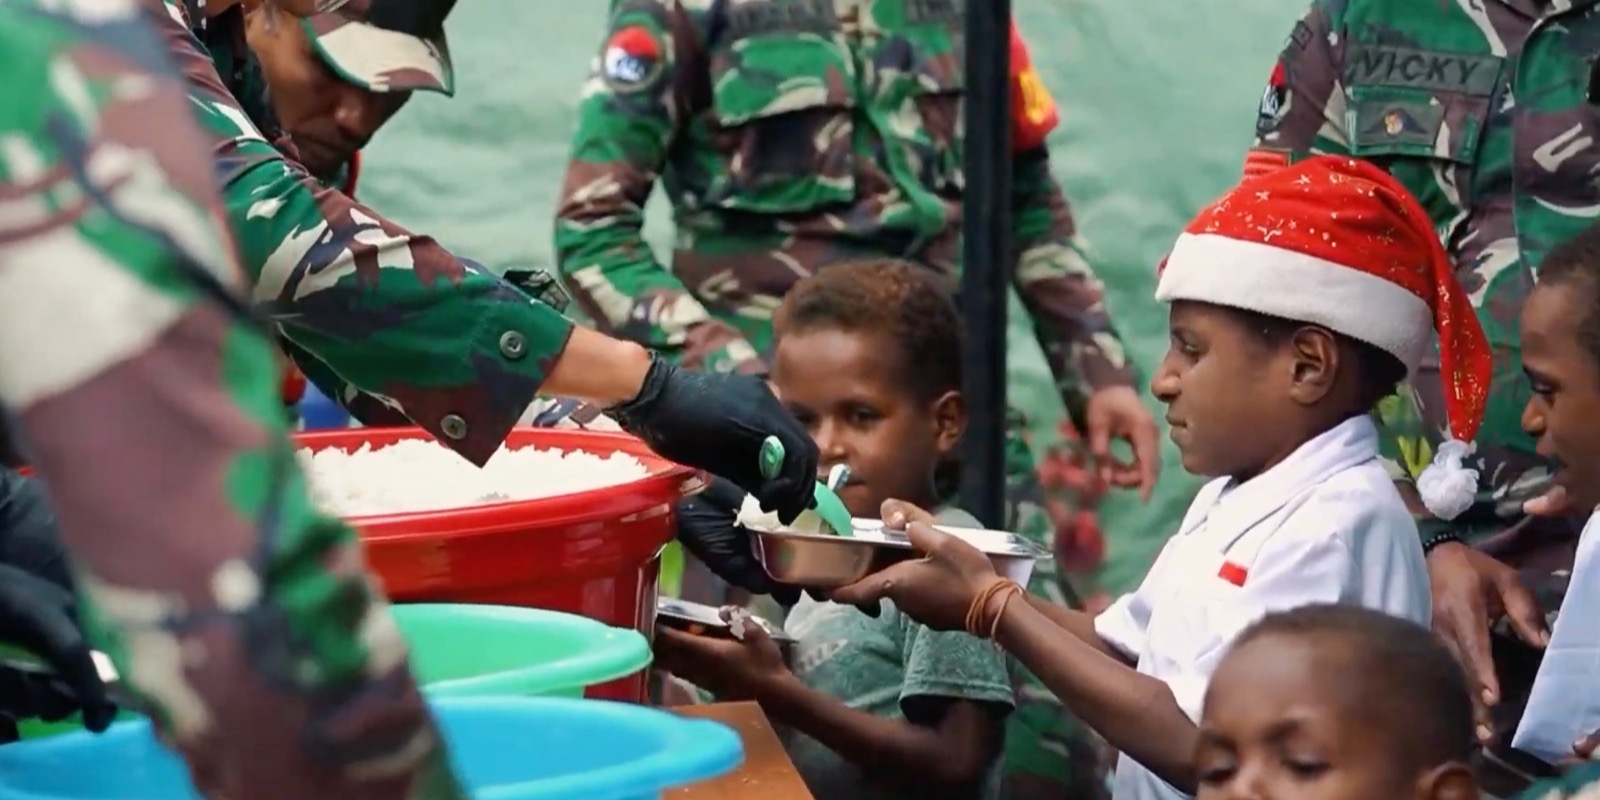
[1009,25,1060,152]
[278,350,306,405]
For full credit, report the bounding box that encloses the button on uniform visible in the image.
[440,414,468,440]
[498,331,527,359]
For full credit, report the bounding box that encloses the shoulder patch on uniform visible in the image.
[601,24,665,93]
[1257,60,1289,131]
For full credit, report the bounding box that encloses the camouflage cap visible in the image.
[302,0,456,96]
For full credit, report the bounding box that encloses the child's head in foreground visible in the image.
[1522,221,1600,509]
[771,259,964,517]
[1198,604,1477,800]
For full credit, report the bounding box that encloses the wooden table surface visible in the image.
[667,702,814,800]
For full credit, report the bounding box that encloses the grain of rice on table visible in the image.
[297,439,649,516]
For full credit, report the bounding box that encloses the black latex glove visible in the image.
[0,662,100,726]
[608,356,818,523]
[0,563,116,732]
[0,469,72,591]
[676,477,800,606]
[675,477,880,618]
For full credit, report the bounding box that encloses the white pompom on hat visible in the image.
[1155,155,1492,520]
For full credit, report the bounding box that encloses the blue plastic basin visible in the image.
[0,697,743,800]
[298,382,350,430]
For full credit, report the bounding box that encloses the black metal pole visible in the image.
[958,0,1012,529]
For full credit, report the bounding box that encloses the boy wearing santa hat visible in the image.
[1097,154,1491,799]
[833,155,1493,800]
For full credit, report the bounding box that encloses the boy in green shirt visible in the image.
[655,260,1015,799]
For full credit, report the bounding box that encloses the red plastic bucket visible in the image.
[293,427,703,703]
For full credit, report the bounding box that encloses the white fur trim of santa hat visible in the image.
[1158,155,1494,522]
[1155,231,1434,376]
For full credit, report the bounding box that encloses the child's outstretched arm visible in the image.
[654,624,1010,797]
[759,677,1008,797]
[993,599,1200,790]
[837,496,1394,795]
[882,500,1131,663]
[1016,593,1131,662]
[829,520,1203,791]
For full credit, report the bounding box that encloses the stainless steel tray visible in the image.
[656,598,795,646]
[750,517,1049,588]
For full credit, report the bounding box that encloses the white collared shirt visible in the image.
[1512,509,1600,762]
[1094,415,1431,800]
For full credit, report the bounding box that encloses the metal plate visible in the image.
[655,598,795,645]
[849,519,1050,558]
[750,517,1049,588]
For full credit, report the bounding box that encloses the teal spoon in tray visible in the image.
[759,436,854,537]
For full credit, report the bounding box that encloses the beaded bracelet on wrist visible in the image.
[1422,528,1461,555]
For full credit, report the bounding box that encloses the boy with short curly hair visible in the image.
[657,258,1097,799]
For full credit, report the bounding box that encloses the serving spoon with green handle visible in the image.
[759,436,854,537]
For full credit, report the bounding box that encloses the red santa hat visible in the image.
[1156,155,1491,520]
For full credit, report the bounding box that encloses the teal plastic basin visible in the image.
[3,602,652,739]
[396,603,653,699]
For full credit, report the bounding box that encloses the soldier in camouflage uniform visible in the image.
[150,0,829,593]
[164,0,445,190]
[551,1,1158,534]
[149,0,466,433]
[1252,0,1600,763]
[139,0,819,488]
[553,3,1159,796]
[1,2,823,795]
[0,0,470,794]
[165,0,660,433]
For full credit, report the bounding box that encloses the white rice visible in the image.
[736,494,830,535]
[736,494,1018,548]
[298,439,650,517]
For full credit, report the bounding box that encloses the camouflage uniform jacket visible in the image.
[144,0,577,462]
[553,0,1134,423]
[0,0,468,796]
[1254,0,1600,546]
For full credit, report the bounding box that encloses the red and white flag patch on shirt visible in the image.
[1217,561,1248,587]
